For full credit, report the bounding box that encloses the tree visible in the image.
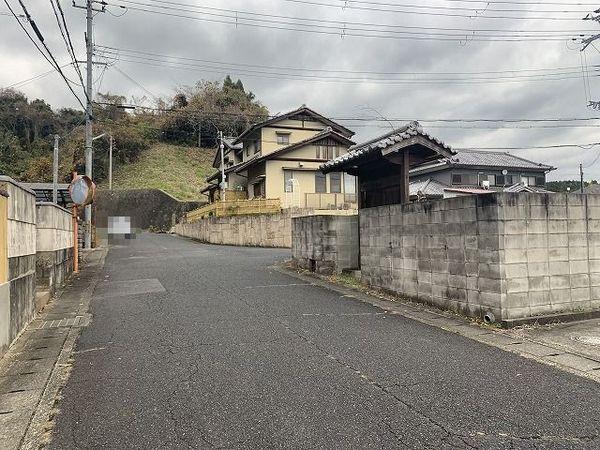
[159,77,269,147]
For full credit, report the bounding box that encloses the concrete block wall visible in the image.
[359,192,600,324]
[35,202,74,298]
[291,214,359,275]
[360,195,503,321]
[498,192,600,321]
[174,212,292,248]
[0,176,37,356]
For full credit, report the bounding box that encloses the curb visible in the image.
[274,265,600,384]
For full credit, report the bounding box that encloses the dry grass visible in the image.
[105,143,216,201]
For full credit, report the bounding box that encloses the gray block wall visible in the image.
[35,203,74,296]
[0,177,37,356]
[359,192,600,324]
[292,214,359,275]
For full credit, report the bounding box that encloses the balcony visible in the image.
[304,193,357,210]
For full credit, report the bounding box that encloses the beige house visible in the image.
[204,105,358,209]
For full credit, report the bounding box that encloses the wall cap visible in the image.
[36,201,72,215]
[0,175,36,196]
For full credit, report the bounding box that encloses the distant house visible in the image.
[204,105,357,209]
[409,149,555,199]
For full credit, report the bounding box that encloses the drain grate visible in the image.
[32,314,91,330]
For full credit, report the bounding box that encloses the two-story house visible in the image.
[409,149,555,199]
[205,105,357,209]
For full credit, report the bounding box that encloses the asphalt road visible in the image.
[49,233,600,449]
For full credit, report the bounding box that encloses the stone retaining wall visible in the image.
[360,192,600,325]
[174,212,291,248]
[291,214,359,274]
[35,202,74,299]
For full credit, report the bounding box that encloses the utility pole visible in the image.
[219,130,226,201]
[83,0,93,249]
[580,163,584,193]
[109,134,114,190]
[53,134,59,204]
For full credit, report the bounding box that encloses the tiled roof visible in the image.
[320,122,452,172]
[233,105,355,144]
[410,149,555,175]
[503,182,553,193]
[409,179,448,198]
[230,127,354,174]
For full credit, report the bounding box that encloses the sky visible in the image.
[2,0,600,181]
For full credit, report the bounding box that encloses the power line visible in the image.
[100,0,589,41]
[54,0,86,85]
[4,62,74,88]
[96,44,600,85]
[281,0,595,20]
[323,0,600,7]
[107,54,600,86]
[91,100,600,126]
[123,0,594,30]
[96,44,598,78]
[4,0,85,109]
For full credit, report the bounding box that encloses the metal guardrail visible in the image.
[185,198,282,222]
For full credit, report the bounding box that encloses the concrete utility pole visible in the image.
[219,130,226,201]
[53,134,59,204]
[580,163,584,193]
[83,0,94,249]
[109,135,114,190]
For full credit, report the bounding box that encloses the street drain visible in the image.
[572,335,600,346]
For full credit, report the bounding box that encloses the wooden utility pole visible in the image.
[580,163,584,193]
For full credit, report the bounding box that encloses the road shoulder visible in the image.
[275,265,600,384]
[0,249,106,450]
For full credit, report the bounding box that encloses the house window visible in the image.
[277,133,290,145]
[245,145,250,157]
[316,145,339,160]
[330,172,342,193]
[535,176,545,186]
[315,172,326,193]
[344,173,356,194]
[486,174,496,186]
[254,140,261,154]
[284,170,294,192]
[452,174,462,185]
[521,175,537,186]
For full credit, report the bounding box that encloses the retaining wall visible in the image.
[0,176,37,356]
[291,214,359,274]
[360,192,600,325]
[95,189,203,234]
[174,212,292,248]
[35,202,74,300]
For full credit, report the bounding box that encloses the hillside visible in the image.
[103,144,216,201]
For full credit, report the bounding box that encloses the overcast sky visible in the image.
[2,0,600,180]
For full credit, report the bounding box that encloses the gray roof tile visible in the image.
[320,122,452,172]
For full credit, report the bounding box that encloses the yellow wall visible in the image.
[0,196,7,284]
[261,118,330,155]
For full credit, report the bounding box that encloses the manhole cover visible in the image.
[573,335,600,346]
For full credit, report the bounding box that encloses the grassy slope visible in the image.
[105,143,216,201]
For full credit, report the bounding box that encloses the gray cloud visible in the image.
[2,0,599,180]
